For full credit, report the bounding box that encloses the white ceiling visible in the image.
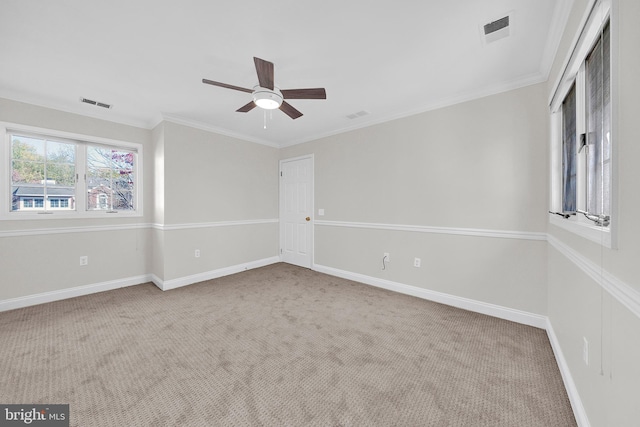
[0,0,572,148]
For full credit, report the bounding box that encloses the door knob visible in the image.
[305,217,310,221]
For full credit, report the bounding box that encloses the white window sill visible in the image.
[549,214,613,248]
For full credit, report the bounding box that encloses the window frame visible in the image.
[1,122,143,220]
[548,0,615,248]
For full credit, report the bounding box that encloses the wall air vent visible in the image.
[481,13,512,44]
[81,98,112,109]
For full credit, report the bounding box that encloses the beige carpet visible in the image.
[0,263,576,426]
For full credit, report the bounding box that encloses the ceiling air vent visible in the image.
[346,110,370,120]
[81,97,112,109]
[484,16,509,35]
[482,14,511,44]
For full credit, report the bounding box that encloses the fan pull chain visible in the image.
[262,110,275,130]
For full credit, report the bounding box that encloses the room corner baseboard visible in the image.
[312,264,548,329]
[0,275,152,313]
[154,256,281,291]
[546,320,591,427]
[0,257,281,311]
[149,274,164,290]
[312,264,588,425]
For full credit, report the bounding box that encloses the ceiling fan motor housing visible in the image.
[253,87,283,109]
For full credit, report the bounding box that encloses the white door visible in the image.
[280,156,313,268]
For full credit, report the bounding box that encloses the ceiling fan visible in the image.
[202,57,326,120]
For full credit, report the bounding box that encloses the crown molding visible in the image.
[0,92,150,130]
[280,71,547,148]
[161,114,280,148]
[2,70,549,150]
[539,0,576,80]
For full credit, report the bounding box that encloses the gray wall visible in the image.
[546,0,640,425]
[281,83,550,315]
[0,98,152,301]
[2,4,639,422]
[154,121,279,283]
[0,100,279,299]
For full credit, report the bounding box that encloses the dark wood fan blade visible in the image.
[281,88,327,99]
[236,101,256,113]
[279,101,303,119]
[202,79,253,93]
[254,57,274,90]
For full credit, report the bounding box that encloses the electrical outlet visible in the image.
[414,257,421,268]
[583,337,589,366]
[383,252,390,262]
[195,249,201,258]
[79,256,88,266]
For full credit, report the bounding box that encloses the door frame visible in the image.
[279,154,314,268]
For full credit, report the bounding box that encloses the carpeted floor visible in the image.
[0,263,576,426]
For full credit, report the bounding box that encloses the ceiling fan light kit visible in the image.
[253,87,283,110]
[202,57,326,120]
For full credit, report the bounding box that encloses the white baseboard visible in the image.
[312,263,588,425]
[0,257,280,311]
[546,320,591,427]
[313,264,548,328]
[0,258,588,425]
[153,256,280,291]
[0,274,151,312]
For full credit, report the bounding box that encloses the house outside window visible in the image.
[86,146,136,211]
[2,124,143,219]
[10,134,75,213]
[48,198,70,209]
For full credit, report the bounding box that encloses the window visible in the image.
[549,0,612,246]
[87,146,135,211]
[10,134,76,213]
[562,84,577,213]
[585,21,610,218]
[2,124,142,218]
